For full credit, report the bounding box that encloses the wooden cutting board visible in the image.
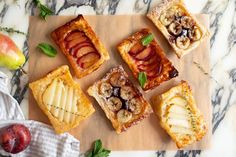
[28,15,211,151]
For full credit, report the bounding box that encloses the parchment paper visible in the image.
[29,15,211,151]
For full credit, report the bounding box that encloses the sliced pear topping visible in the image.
[168,96,187,107]
[50,80,64,117]
[58,85,68,122]
[167,118,191,129]
[70,90,78,122]
[170,125,195,135]
[167,112,190,120]
[64,87,74,123]
[168,105,189,115]
[43,79,58,110]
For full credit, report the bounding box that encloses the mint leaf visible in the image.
[86,139,110,157]
[33,0,53,20]
[93,139,102,154]
[141,34,154,46]
[138,72,147,88]
[37,43,57,57]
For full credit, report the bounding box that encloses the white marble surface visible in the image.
[0,0,236,156]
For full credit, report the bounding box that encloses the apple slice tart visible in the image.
[153,81,207,148]
[51,15,110,78]
[87,66,153,133]
[29,65,95,134]
[117,28,178,91]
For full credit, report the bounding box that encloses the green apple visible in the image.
[0,33,25,70]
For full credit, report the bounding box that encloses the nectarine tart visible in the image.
[147,0,209,58]
[117,28,178,91]
[87,66,153,133]
[29,65,95,134]
[51,15,109,78]
[152,81,207,148]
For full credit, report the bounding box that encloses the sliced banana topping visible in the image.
[180,16,194,29]
[188,27,201,41]
[168,22,182,36]
[176,36,190,49]
[99,82,113,98]
[117,109,132,123]
[109,73,126,87]
[120,86,135,100]
[159,11,175,26]
[127,98,142,115]
[107,97,122,112]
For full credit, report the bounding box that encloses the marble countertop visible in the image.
[0,0,236,156]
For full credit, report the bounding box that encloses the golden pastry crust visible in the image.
[147,0,210,58]
[87,66,153,133]
[29,65,95,134]
[51,15,110,78]
[117,28,178,91]
[152,81,207,148]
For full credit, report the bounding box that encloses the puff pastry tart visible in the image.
[117,28,178,91]
[153,81,207,148]
[51,15,110,78]
[147,0,209,58]
[87,66,153,133]
[29,65,95,134]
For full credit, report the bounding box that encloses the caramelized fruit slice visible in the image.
[65,31,85,41]
[134,47,153,61]
[129,42,145,56]
[77,52,100,69]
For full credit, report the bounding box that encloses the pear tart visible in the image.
[147,0,209,58]
[87,66,153,133]
[29,65,95,134]
[51,15,110,78]
[117,28,178,91]
[153,81,207,148]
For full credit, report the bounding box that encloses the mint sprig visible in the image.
[138,72,147,88]
[33,0,53,20]
[141,34,154,46]
[86,139,111,157]
[37,43,57,57]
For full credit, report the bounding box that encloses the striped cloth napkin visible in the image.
[0,71,80,157]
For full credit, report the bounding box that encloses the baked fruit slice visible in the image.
[87,66,153,133]
[152,81,207,148]
[147,0,209,58]
[29,65,95,134]
[51,15,110,78]
[117,28,178,91]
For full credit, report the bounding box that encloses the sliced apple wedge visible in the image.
[134,47,153,61]
[129,42,145,56]
[70,42,93,56]
[66,36,88,49]
[65,31,85,41]
[77,52,100,69]
[76,46,96,59]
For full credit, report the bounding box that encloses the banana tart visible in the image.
[87,66,153,133]
[153,81,207,148]
[51,15,110,78]
[29,65,95,134]
[117,28,178,91]
[147,0,209,58]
